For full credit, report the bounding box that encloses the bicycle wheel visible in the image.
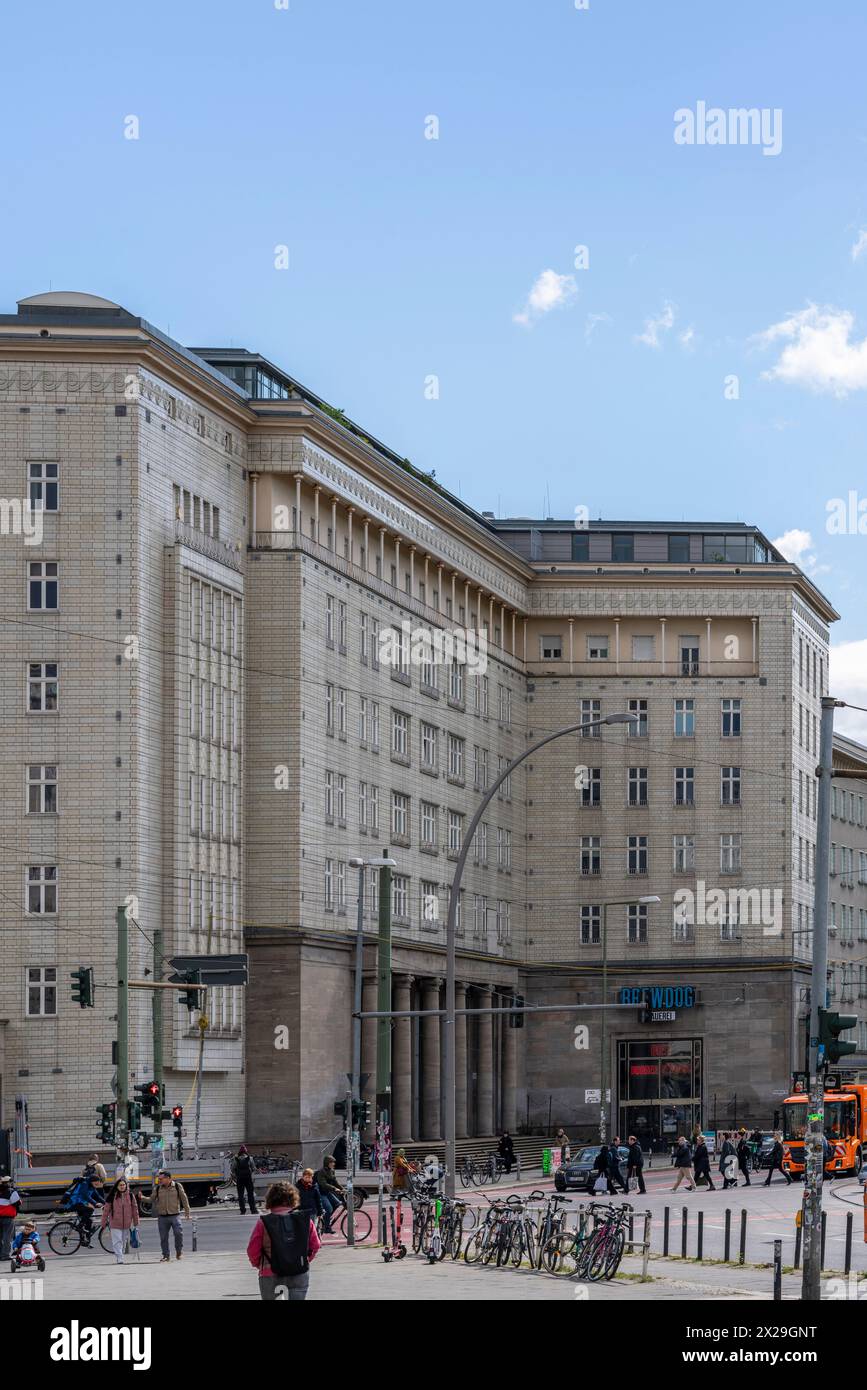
[489,1160,501,1186]
[48,1221,82,1255]
[411,1206,426,1253]
[420,1212,436,1256]
[483,1224,501,1265]
[509,1223,525,1268]
[587,1229,613,1282]
[463,1229,485,1263]
[341,1208,372,1242]
[602,1227,625,1280]
[542,1232,579,1276]
[449,1216,464,1260]
[576,1230,602,1280]
[495,1220,513,1267]
[459,1166,471,1189]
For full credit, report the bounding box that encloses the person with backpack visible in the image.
[234,1145,259,1216]
[58,1172,105,1244]
[247,1181,321,1300]
[140,1170,191,1260]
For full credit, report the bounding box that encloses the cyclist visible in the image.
[297,1168,325,1226]
[58,1172,105,1245]
[313,1157,345,1233]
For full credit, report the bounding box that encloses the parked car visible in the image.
[554,1144,631,1193]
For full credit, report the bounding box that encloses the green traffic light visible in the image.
[818,1007,859,1064]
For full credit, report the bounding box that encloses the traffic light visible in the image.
[134,1081,162,1117]
[334,1099,348,1119]
[171,1105,184,1158]
[818,1008,858,1064]
[177,970,203,1009]
[96,1102,115,1143]
[127,1101,142,1131]
[71,966,95,1008]
[508,994,525,1029]
[351,1100,371,1128]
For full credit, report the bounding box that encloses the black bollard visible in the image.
[682,1206,688,1259]
[663,1205,670,1256]
[739,1209,747,1265]
[845,1212,853,1275]
[724,1208,731,1263]
[773,1239,782,1301]
[697,1210,704,1262]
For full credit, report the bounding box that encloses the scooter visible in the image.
[380,1197,407,1262]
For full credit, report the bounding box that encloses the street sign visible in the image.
[167,953,248,987]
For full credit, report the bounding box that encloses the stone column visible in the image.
[455,982,468,1138]
[421,978,442,1139]
[361,976,377,1140]
[502,988,518,1132]
[392,974,413,1142]
[476,985,494,1136]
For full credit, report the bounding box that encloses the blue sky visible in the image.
[2,0,866,729]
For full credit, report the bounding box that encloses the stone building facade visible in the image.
[0,290,843,1157]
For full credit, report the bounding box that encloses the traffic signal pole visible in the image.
[375,850,393,1167]
[116,904,130,1156]
[152,927,163,1140]
[801,695,839,1300]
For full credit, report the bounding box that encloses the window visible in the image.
[325,683,334,734]
[498,685,512,724]
[540,635,562,660]
[497,755,512,799]
[571,531,590,561]
[391,709,409,758]
[370,701,380,750]
[473,746,488,791]
[668,534,690,562]
[720,833,742,873]
[338,601,347,650]
[447,734,464,780]
[472,894,489,939]
[28,561,58,610]
[580,836,601,875]
[472,821,488,864]
[26,966,57,1017]
[369,785,379,832]
[421,647,437,690]
[449,660,464,703]
[360,612,369,664]
[627,767,648,806]
[448,810,463,854]
[421,722,438,769]
[674,699,694,736]
[719,907,740,942]
[675,767,694,805]
[627,903,648,943]
[325,770,334,819]
[27,662,58,712]
[628,699,648,736]
[325,595,334,644]
[392,874,409,920]
[721,766,741,805]
[336,688,346,736]
[497,827,512,869]
[371,618,380,670]
[359,781,369,828]
[421,800,438,848]
[721,698,741,737]
[496,900,512,944]
[673,834,694,873]
[587,635,609,660]
[580,905,601,945]
[26,865,57,914]
[679,637,699,676]
[580,698,601,735]
[632,636,655,663]
[420,881,439,926]
[28,462,59,511]
[627,835,648,874]
[581,768,601,807]
[324,859,334,910]
[335,773,346,821]
[391,791,409,839]
[335,861,346,911]
[27,764,57,813]
[612,533,634,561]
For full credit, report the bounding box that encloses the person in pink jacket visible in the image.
[247,1181,321,1300]
[99,1178,140,1263]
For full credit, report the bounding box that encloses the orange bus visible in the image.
[782,1077,867,1179]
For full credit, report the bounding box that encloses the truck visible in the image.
[781,1071,867,1179]
[9,1148,232,1213]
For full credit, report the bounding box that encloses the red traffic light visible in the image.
[171,1106,183,1121]
[145,1081,160,1098]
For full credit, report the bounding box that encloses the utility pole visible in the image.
[375,848,393,1166]
[801,695,838,1300]
[152,927,163,1141]
[116,905,129,1157]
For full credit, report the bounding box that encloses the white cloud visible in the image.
[831,640,867,745]
[753,303,867,397]
[635,301,675,348]
[678,325,696,350]
[513,269,578,326]
[584,311,612,343]
[771,528,831,578]
[852,229,867,262]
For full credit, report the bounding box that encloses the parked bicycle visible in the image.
[543,1200,632,1281]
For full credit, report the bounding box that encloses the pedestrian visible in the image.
[693,1134,716,1189]
[0,1177,22,1261]
[297,1168,324,1225]
[141,1169,191,1260]
[671,1136,696,1192]
[247,1181,320,1301]
[736,1129,752,1186]
[332,1132,348,1169]
[626,1135,646,1195]
[592,1143,618,1195]
[719,1132,738,1190]
[314,1156,346,1232]
[609,1137,630,1194]
[99,1177,140,1264]
[554,1128,571,1160]
[391,1149,414,1197]
[497,1131,515,1175]
[764,1132,792,1187]
[234,1145,259,1215]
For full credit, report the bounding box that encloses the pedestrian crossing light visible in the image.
[96,1102,115,1143]
[135,1080,162,1117]
[818,1007,858,1065]
[351,1100,371,1128]
[71,966,95,1008]
[171,1105,183,1158]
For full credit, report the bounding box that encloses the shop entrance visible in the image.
[618,1038,703,1152]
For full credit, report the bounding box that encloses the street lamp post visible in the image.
[443,711,638,1199]
[599,895,660,1143]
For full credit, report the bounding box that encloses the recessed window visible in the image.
[28,561,58,610]
[27,662,58,712]
[587,635,609,661]
[540,635,562,660]
[26,865,57,914]
[26,966,57,1017]
[674,698,694,737]
[721,698,742,737]
[679,637,699,676]
[632,636,655,663]
[28,462,59,512]
[612,534,634,562]
[668,534,690,562]
[571,532,590,561]
[27,764,57,814]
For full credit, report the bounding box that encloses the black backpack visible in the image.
[261,1211,309,1278]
